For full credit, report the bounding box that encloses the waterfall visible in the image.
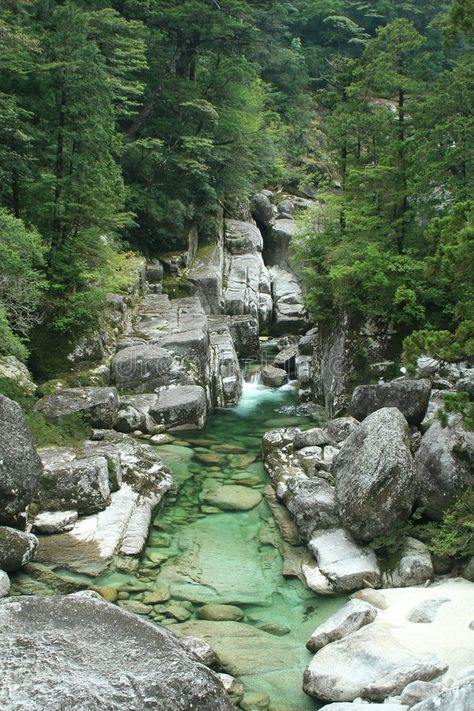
[241,341,277,384]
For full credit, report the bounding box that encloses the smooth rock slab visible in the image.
[32,510,78,535]
[158,512,281,604]
[307,599,377,652]
[0,595,233,711]
[203,485,262,512]
[308,527,381,593]
[303,623,447,702]
[0,394,43,526]
[34,485,139,576]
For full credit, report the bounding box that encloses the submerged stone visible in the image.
[197,603,245,621]
[202,485,262,511]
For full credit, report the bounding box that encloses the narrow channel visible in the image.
[151,383,342,709]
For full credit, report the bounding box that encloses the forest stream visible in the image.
[51,349,345,711]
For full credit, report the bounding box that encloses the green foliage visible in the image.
[0,0,471,381]
[0,209,45,358]
[446,0,474,36]
[428,489,474,560]
[25,411,91,448]
[0,304,29,362]
[368,509,424,571]
[0,373,90,447]
[437,392,474,431]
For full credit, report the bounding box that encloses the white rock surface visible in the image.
[0,569,10,597]
[303,622,447,702]
[308,527,381,592]
[33,510,78,535]
[307,599,377,652]
[35,485,140,575]
[380,579,474,680]
[302,563,336,595]
[304,579,474,704]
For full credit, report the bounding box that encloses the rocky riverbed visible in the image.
[1,194,473,710]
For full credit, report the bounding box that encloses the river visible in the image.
[54,367,345,710]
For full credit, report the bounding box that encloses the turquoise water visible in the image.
[39,378,345,710]
[138,380,345,711]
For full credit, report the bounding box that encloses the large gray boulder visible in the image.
[225,219,263,254]
[269,266,307,334]
[150,385,206,431]
[285,478,339,541]
[382,537,434,588]
[0,526,38,571]
[35,387,120,429]
[415,417,474,520]
[303,623,447,703]
[324,417,360,444]
[294,427,333,449]
[224,252,271,328]
[35,449,111,516]
[334,408,418,541]
[261,365,288,388]
[308,527,381,593]
[188,244,224,315]
[0,595,233,711]
[115,394,158,433]
[208,318,243,408]
[306,599,377,652]
[351,379,431,425]
[252,192,275,227]
[0,395,43,526]
[111,344,174,393]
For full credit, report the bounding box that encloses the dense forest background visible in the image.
[0,0,472,372]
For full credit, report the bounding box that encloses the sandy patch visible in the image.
[377,577,474,681]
